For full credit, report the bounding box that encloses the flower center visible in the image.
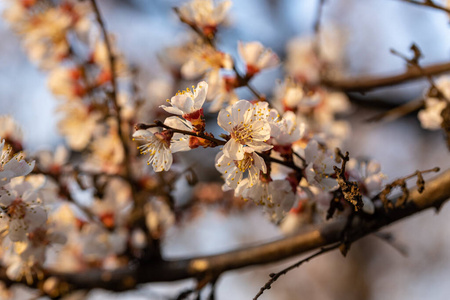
[234,153,254,172]
[7,199,27,219]
[231,124,253,145]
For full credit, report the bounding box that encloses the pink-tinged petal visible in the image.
[248,141,273,152]
[193,81,208,110]
[215,152,237,177]
[133,130,153,139]
[304,140,319,164]
[164,116,192,131]
[214,0,232,22]
[362,196,375,214]
[0,212,9,231]
[54,145,69,166]
[160,105,184,115]
[367,161,381,176]
[0,191,15,206]
[170,94,194,114]
[321,177,339,192]
[258,50,279,69]
[2,159,35,178]
[24,205,47,230]
[365,175,383,195]
[6,261,23,280]
[181,59,206,79]
[252,153,267,174]
[161,150,173,171]
[217,108,233,132]
[223,139,244,160]
[231,100,252,125]
[238,41,262,66]
[171,139,190,153]
[9,219,26,242]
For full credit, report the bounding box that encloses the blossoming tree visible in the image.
[0,0,450,299]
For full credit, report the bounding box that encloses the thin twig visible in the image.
[312,0,326,61]
[396,0,450,14]
[136,121,226,146]
[253,243,342,300]
[136,121,304,172]
[90,0,132,178]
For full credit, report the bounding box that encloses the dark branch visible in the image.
[322,61,450,92]
[2,169,449,296]
[396,0,450,14]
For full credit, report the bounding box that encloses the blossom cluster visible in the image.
[132,0,385,225]
[0,0,396,295]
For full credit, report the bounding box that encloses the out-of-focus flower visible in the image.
[145,198,174,239]
[0,179,47,242]
[215,148,267,189]
[92,178,132,229]
[218,100,272,160]
[206,71,238,112]
[90,38,128,81]
[237,178,295,222]
[270,110,305,147]
[0,116,24,151]
[181,45,233,79]
[35,145,69,175]
[238,41,279,76]
[57,101,102,151]
[160,81,208,130]
[418,77,450,130]
[177,0,232,36]
[304,140,338,191]
[48,67,86,101]
[88,121,125,174]
[133,117,191,172]
[346,158,385,214]
[0,140,35,187]
[285,27,346,84]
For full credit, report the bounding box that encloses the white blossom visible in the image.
[304,140,338,191]
[0,179,47,242]
[238,41,279,75]
[177,0,232,33]
[346,158,385,214]
[57,101,102,151]
[218,100,272,160]
[237,178,295,222]
[215,149,266,189]
[160,81,208,116]
[133,117,191,172]
[0,140,35,187]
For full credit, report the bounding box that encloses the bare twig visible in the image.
[396,0,450,14]
[90,0,132,178]
[253,242,341,300]
[135,121,304,173]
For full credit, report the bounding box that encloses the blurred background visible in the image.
[1,0,450,299]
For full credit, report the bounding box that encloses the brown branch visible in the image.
[3,169,449,296]
[135,121,304,173]
[397,0,450,14]
[322,61,450,92]
[89,0,132,179]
